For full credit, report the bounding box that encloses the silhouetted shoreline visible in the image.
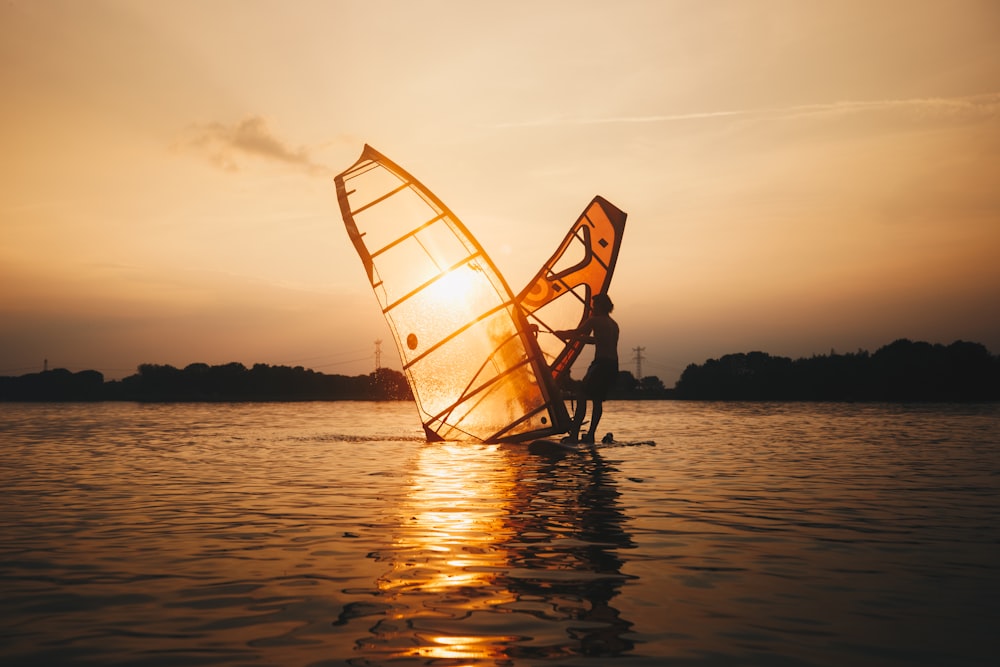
[672,339,999,402]
[2,339,997,403]
[0,363,413,403]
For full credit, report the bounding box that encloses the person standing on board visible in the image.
[555,293,620,445]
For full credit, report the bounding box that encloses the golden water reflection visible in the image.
[360,441,635,661]
[374,443,516,661]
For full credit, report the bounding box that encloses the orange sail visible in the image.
[516,197,627,382]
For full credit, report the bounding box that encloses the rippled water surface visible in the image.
[2,401,998,666]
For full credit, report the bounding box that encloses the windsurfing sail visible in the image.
[334,145,569,443]
[515,197,627,382]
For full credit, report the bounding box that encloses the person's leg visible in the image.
[568,396,587,443]
[583,399,602,443]
[569,363,598,443]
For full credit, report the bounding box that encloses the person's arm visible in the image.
[554,318,596,343]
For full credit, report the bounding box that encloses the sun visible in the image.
[426,261,479,308]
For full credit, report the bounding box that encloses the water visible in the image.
[1,401,998,666]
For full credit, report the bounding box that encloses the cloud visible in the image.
[177,116,331,176]
[494,92,1000,128]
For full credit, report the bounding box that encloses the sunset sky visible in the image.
[3,0,999,385]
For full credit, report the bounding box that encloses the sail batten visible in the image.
[400,301,510,372]
[382,252,484,314]
[351,181,410,217]
[371,213,448,260]
[429,355,535,441]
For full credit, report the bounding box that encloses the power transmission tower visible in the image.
[632,346,645,379]
[374,339,383,372]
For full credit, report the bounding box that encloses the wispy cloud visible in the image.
[176,116,331,176]
[495,92,1000,128]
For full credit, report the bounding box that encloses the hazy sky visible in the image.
[3,0,999,385]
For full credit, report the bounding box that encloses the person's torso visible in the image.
[590,316,619,361]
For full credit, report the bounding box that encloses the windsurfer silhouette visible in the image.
[555,293,619,445]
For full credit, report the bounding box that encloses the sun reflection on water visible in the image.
[373,442,517,661]
[356,440,636,662]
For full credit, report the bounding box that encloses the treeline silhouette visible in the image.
[596,371,670,400]
[0,363,412,402]
[3,339,997,402]
[674,339,999,401]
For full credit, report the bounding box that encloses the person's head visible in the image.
[592,293,614,315]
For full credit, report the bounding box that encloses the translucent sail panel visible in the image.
[335,145,568,442]
[385,263,554,440]
[516,197,627,381]
[402,307,557,441]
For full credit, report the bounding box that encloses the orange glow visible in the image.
[374,443,517,661]
[2,3,998,382]
[423,263,480,312]
[408,634,518,660]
